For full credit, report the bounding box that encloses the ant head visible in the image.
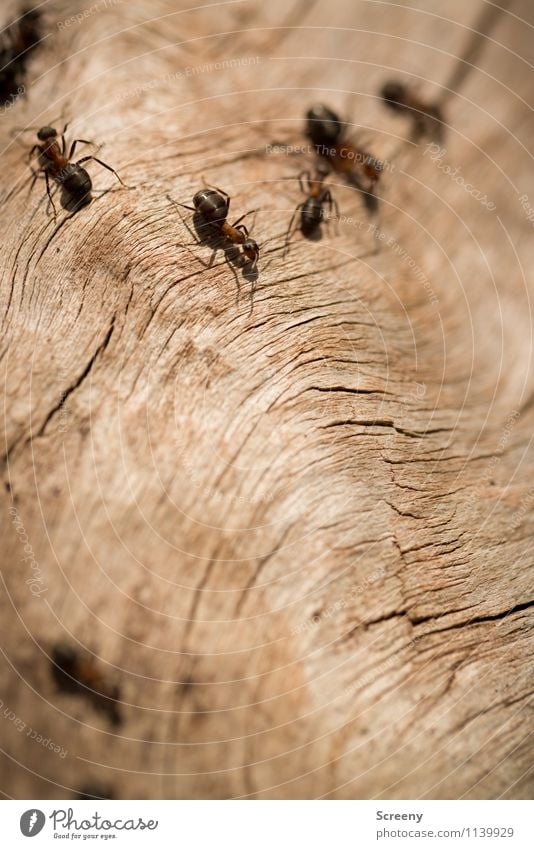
[37,126,57,141]
[381,81,406,110]
[243,239,259,264]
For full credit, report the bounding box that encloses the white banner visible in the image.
[1,800,532,848]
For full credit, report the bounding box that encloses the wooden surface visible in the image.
[1,0,533,799]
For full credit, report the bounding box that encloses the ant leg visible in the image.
[44,171,57,218]
[76,155,130,188]
[166,194,196,214]
[331,197,341,233]
[166,195,212,243]
[68,138,95,159]
[170,200,204,245]
[60,123,69,155]
[179,221,219,267]
[325,190,341,233]
[296,170,312,194]
[201,179,230,200]
[231,209,256,229]
[166,194,213,244]
[27,143,40,163]
[28,162,45,188]
[321,189,334,214]
[223,249,241,306]
[28,172,39,194]
[185,216,214,248]
[283,202,304,256]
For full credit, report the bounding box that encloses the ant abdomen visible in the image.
[301,197,325,235]
[60,163,92,204]
[193,188,228,224]
[380,81,407,113]
[306,104,344,148]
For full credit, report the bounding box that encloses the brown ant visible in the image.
[381,80,444,141]
[168,184,261,312]
[50,641,122,726]
[284,167,339,254]
[29,123,128,215]
[305,103,383,194]
[169,185,259,270]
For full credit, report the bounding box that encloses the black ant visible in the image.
[29,123,128,214]
[381,80,444,141]
[169,185,259,270]
[10,6,42,58]
[284,167,339,254]
[305,103,383,192]
[50,641,122,726]
[0,6,42,106]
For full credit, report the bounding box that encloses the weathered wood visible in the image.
[0,0,533,799]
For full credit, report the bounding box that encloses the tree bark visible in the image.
[1,0,533,799]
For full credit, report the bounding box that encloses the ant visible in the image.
[168,185,260,312]
[381,80,444,141]
[284,167,339,254]
[169,185,259,270]
[76,783,115,801]
[29,123,128,215]
[0,6,42,106]
[10,6,42,57]
[50,641,122,726]
[305,103,383,192]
